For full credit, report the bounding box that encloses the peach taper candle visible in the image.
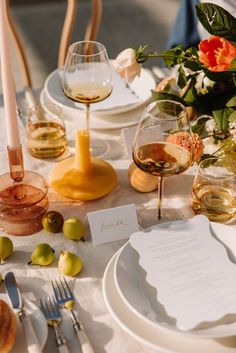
[0,0,21,150]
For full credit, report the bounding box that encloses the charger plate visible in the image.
[40,88,144,130]
[113,221,236,339]
[103,251,236,352]
[43,66,155,117]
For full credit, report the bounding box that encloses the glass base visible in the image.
[49,156,117,200]
[0,171,48,236]
[138,205,183,230]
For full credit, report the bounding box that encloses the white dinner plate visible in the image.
[43,66,155,117]
[40,88,145,130]
[113,221,236,339]
[103,251,236,353]
[0,293,48,353]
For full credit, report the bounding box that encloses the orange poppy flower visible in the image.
[198,35,236,72]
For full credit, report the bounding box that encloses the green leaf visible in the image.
[203,69,233,83]
[226,96,236,107]
[196,3,236,41]
[151,90,186,105]
[228,110,236,121]
[160,46,188,68]
[177,66,188,89]
[186,46,199,57]
[228,58,236,72]
[212,108,231,131]
[182,77,197,104]
[191,116,210,138]
[183,61,202,71]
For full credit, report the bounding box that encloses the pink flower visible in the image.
[167,132,204,162]
[113,48,141,82]
[198,35,236,72]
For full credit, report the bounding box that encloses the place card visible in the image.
[130,215,236,331]
[88,204,139,245]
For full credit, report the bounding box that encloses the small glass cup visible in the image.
[26,104,67,159]
[192,157,236,223]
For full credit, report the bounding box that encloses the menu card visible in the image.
[130,215,236,331]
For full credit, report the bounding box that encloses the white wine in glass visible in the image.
[62,40,112,156]
[133,100,193,228]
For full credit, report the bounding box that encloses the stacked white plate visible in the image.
[103,221,236,353]
[40,66,156,130]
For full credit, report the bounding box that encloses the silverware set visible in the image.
[44,277,95,353]
[51,278,95,353]
[4,272,95,353]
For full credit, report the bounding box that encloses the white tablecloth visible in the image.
[0,95,235,353]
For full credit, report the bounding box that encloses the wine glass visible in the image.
[132,100,193,228]
[62,40,112,157]
[49,41,117,201]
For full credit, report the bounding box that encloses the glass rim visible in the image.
[198,156,235,180]
[68,40,107,57]
[27,104,64,122]
[146,99,188,121]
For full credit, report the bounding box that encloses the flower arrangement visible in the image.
[114,2,236,160]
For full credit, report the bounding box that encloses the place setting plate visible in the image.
[40,88,146,130]
[43,64,155,116]
[103,219,236,352]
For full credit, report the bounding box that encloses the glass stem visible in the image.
[157,176,164,221]
[85,103,90,132]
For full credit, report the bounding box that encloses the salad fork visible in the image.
[52,278,95,353]
[40,296,70,353]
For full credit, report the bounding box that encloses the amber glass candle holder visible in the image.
[49,129,117,201]
[0,146,48,236]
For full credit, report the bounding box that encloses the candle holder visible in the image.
[49,129,117,200]
[0,146,48,236]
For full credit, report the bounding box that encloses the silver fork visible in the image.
[52,278,95,353]
[40,296,70,353]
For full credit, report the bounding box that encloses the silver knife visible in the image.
[4,272,43,353]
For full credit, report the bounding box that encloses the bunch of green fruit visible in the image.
[42,211,85,241]
[28,243,83,277]
[0,236,13,264]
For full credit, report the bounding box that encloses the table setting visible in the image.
[0,1,236,353]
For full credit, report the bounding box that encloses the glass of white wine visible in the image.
[62,40,112,157]
[133,100,193,228]
[192,156,236,223]
[26,104,67,159]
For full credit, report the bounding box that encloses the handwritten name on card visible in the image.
[87,204,139,245]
